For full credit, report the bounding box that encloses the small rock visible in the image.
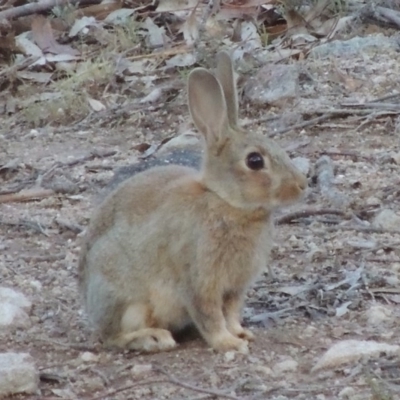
[372,209,400,231]
[366,196,380,206]
[224,351,236,362]
[366,305,392,326]
[273,358,298,374]
[80,352,98,363]
[291,157,310,176]
[244,64,299,106]
[0,353,39,396]
[252,365,274,376]
[0,303,31,329]
[0,288,32,329]
[29,280,42,291]
[339,386,356,398]
[131,364,153,375]
[312,340,400,372]
[391,263,400,273]
[385,275,400,287]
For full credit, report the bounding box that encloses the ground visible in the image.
[1,24,400,400]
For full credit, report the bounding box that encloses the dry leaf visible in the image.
[139,88,163,104]
[105,8,136,25]
[15,35,43,57]
[156,0,197,13]
[240,21,262,51]
[143,17,166,47]
[166,52,196,67]
[335,301,352,317]
[69,16,97,37]
[88,98,106,112]
[31,16,79,56]
[17,71,53,84]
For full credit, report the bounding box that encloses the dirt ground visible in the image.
[2,27,400,400]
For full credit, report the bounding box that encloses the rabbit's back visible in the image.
[79,165,198,290]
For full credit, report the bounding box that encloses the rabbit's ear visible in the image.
[215,51,238,128]
[188,68,229,145]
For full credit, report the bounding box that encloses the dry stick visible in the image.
[0,188,55,204]
[341,102,400,110]
[326,225,400,234]
[375,5,400,27]
[0,0,100,20]
[276,208,349,225]
[126,46,191,61]
[153,365,244,400]
[269,114,333,136]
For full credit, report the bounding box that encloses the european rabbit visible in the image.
[78,51,307,353]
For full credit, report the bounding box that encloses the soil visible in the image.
[1,27,400,400]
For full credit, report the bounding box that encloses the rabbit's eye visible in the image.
[246,152,264,170]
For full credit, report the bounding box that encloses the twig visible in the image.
[0,188,55,204]
[126,46,192,61]
[355,110,392,131]
[0,0,100,20]
[20,253,65,262]
[276,208,349,225]
[243,115,280,126]
[0,218,49,235]
[55,218,84,234]
[326,225,400,234]
[153,365,243,400]
[269,113,333,136]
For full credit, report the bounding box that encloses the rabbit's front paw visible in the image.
[236,328,254,341]
[227,321,255,341]
[210,332,249,353]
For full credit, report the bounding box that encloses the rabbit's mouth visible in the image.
[274,178,308,207]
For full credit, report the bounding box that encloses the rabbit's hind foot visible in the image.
[107,328,177,352]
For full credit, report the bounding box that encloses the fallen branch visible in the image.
[276,208,349,225]
[0,188,55,204]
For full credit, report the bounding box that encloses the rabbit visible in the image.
[78,51,307,354]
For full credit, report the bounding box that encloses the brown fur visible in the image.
[78,52,307,353]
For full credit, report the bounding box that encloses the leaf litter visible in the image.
[2,0,400,399]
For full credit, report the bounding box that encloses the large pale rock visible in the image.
[372,209,400,231]
[0,353,39,396]
[0,287,32,329]
[244,64,299,106]
[312,340,400,372]
[310,34,396,59]
[0,287,31,309]
[365,304,392,326]
[0,303,31,328]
